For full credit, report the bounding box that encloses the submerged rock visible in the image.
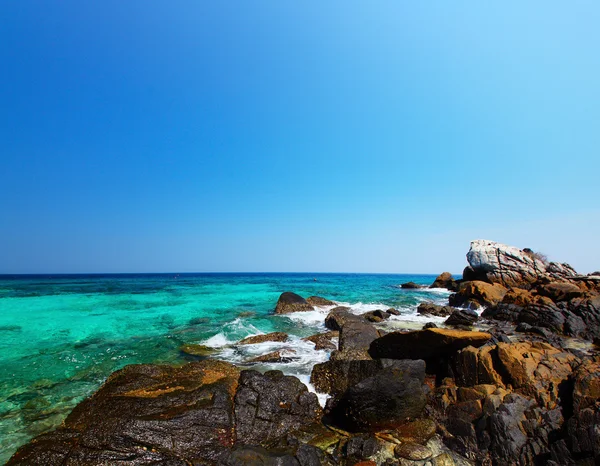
[238,332,288,345]
[179,344,217,357]
[302,331,338,351]
[274,292,314,315]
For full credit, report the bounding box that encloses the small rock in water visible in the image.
[274,292,314,314]
[306,295,336,306]
[248,350,295,364]
[238,332,288,345]
[386,308,401,316]
[179,344,216,357]
[401,281,422,289]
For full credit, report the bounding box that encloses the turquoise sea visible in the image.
[0,273,451,463]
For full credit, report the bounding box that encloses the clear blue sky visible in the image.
[1,2,599,274]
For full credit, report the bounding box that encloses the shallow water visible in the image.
[0,272,451,463]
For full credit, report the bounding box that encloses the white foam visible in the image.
[203,332,232,347]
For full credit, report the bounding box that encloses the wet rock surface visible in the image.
[239,331,289,345]
[275,292,315,315]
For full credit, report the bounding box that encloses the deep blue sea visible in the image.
[0,273,451,463]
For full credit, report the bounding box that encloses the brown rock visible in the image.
[302,331,338,351]
[501,288,534,307]
[248,350,295,363]
[401,281,423,289]
[393,418,437,444]
[417,302,454,317]
[449,281,507,308]
[274,292,314,314]
[324,306,358,330]
[179,344,217,357]
[238,332,288,345]
[431,272,457,290]
[394,442,433,460]
[306,296,336,306]
[537,281,585,302]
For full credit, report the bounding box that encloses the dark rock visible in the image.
[430,272,457,291]
[221,445,300,466]
[275,292,314,315]
[417,302,454,317]
[445,309,478,327]
[332,321,379,360]
[516,322,533,333]
[362,309,390,323]
[302,331,338,351]
[369,328,491,361]
[234,370,323,445]
[401,281,422,289]
[423,322,438,329]
[306,296,336,307]
[394,442,433,460]
[393,418,437,444]
[8,361,242,465]
[239,332,288,345]
[248,350,295,364]
[386,308,401,316]
[330,359,427,431]
[324,307,356,331]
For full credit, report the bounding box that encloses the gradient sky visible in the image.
[1,2,599,274]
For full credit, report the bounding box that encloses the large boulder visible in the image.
[537,282,585,302]
[466,240,577,289]
[274,292,314,315]
[234,370,323,445]
[329,359,427,431]
[331,321,379,361]
[449,280,507,309]
[430,272,457,291]
[8,360,242,465]
[369,328,491,361]
[324,307,358,330]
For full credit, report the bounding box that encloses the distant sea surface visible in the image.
[0,272,451,463]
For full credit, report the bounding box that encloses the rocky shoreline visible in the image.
[8,240,600,465]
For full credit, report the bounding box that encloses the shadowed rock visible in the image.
[274,292,314,315]
[430,272,457,291]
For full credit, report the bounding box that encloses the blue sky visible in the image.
[1,2,599,273]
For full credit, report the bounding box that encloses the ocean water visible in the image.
[0,273,451,463]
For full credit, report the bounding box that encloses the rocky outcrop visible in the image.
[466,240,578,289]
[8,361,324,466]
[431,272,457,291]
[369,328,492,362]
[444,309,478,327]
[238,332,288,345]
[362,309,390,322]
[401,281,423,289]
[274,292,314,314]
[331,320,379,361]
[449,281,507,309]
[324,306,358,330]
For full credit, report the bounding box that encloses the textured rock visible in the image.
[332,320,379,361]
[445,309,478,327]
[8,360,242,465]
[417,302,455,317]
[306,296,336,307]
[449,280,507,309]
[239,332,289,345]
[234,370,323,445]
[274,292,314,315]
[431,272,457,290]
[324,307,356,331]
[330,359,427,431]
[538,282,585,302]
[302,331,338,351]
[248,350,295,363]
[369,328,491,361]
[466,240,577,289]
[180,344,217,357]
[394,442,433,460]
[362,309,390,323]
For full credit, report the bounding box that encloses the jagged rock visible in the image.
[306,296,336,307]
[538,282,585,302]
[417,302,455,317]
[248,350,295,364]
[234,370,323,445]
[302,331,338,351]
[8,361,242,465]
[449,280,507,309]
[239,332,288,345]
[431,272,457,291]
[324,307,356,330]
[274,292,314,315]
[362,309,390,323]
[330,359,427,431]
[445,309,478,327]
[466,240,578,289]
[332,321,379,361]
[369,328,491,361]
